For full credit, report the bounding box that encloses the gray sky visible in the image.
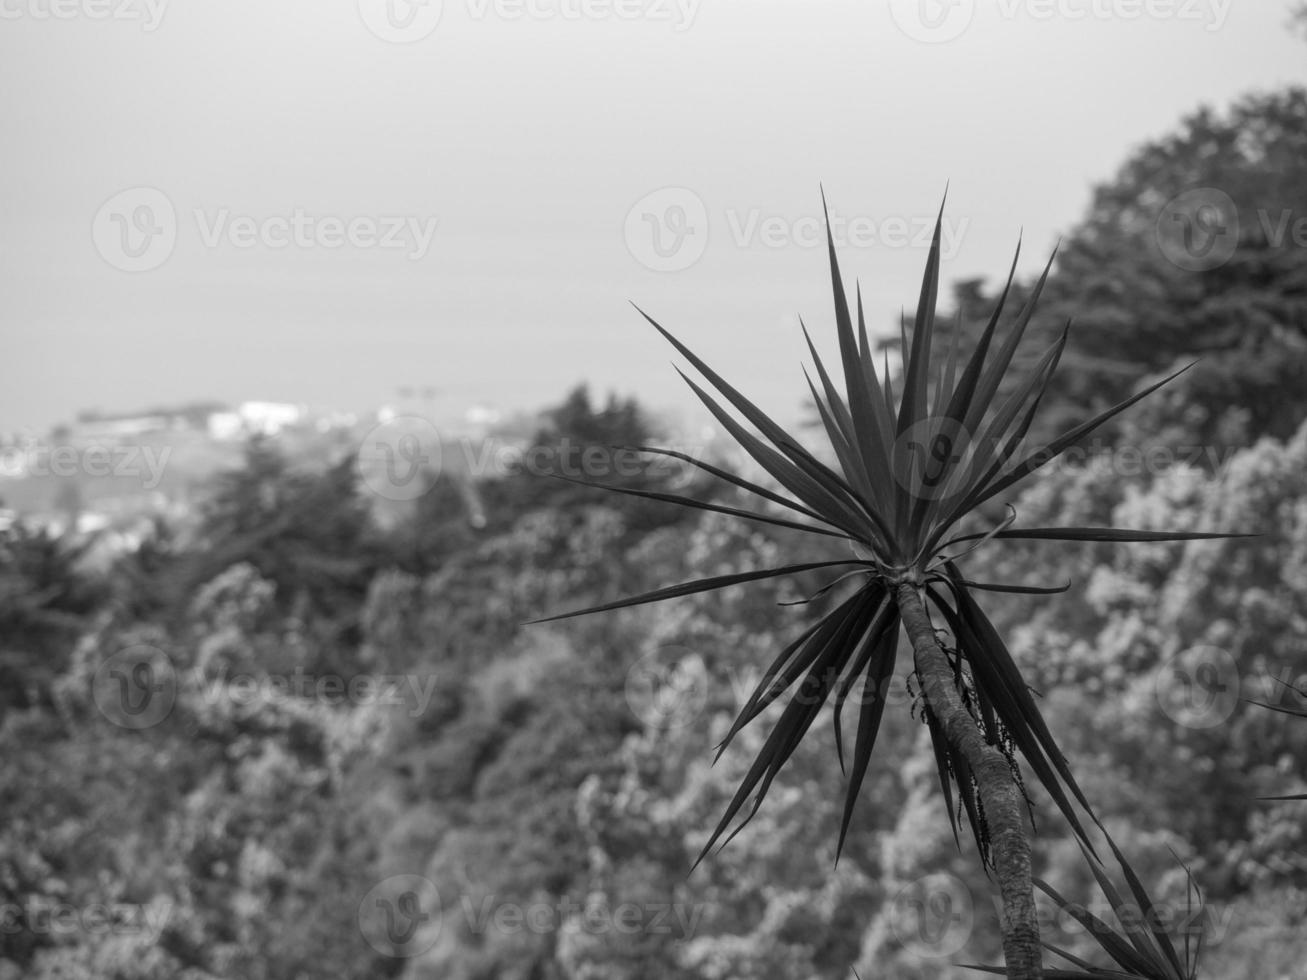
[2,0,1304,435]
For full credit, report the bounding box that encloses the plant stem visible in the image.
[896,580,1042,980]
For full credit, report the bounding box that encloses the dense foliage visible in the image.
[3,87,1306,979]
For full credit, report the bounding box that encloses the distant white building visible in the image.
[208,402,304,440]
[207,413,244,441]
[75,415,172,441]
[465,405,501,427]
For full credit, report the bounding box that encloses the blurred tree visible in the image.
[0,522,105,715]
[912,87,1307,454]
[397,385,697,572]
[504,383,668,516]
[183,438,380,631]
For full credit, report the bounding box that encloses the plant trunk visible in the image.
[896,580,1042,980]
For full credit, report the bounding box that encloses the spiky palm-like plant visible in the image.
[968,833,1209,979]
[531,195,1238,979]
